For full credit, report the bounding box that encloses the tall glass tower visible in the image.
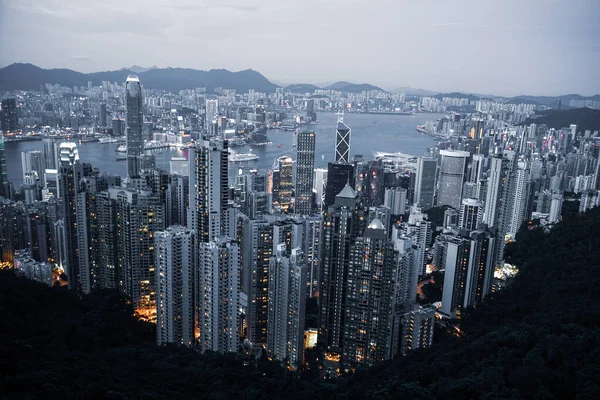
[295,131,316,215]
[0,132,8,199]
[334,113,351,164]
[125,75,144,178]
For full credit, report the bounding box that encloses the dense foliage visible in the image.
[1,207,599,399]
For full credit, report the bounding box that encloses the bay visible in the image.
[5,112,443,188]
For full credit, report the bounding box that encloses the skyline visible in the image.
[1,0,599,96]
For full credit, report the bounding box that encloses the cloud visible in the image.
[71,55,89,61]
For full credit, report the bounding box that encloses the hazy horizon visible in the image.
[1,0,599,97]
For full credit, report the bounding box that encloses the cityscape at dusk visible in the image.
[0,1,599,399]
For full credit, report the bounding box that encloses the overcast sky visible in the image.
[1,0,599,96]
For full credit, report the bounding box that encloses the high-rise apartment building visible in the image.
[155,226,195,347]
[0,98,17,133]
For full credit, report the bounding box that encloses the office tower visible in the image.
[306,98,317,122]
[57,143,83,291]
[197,239,240,353]
[414,156,437,210]
[170,156,188,176]
[459,198,484,231]
[0,133,8,199]
[354,159,370,204]
[205,99,219,129]
[320,184,368,351]
[324,162,354,209]
[125,75,144,178]
[464,229,496,308]
[155,226,195,347]
[99,103,107,127]
[437,150,469,209]
[94,191,119,289]
[400,305,435,355]
[313,168,328,212]
[549,193,563,223]
[343,219,398,366]
[1,98,17,132]
[42,137,60,170]
[438,235,471,317]
[275,155,293,214]
[384,188,407,217]
[116,188,165,322]
[255,101,266,124]
[267,246,307,370]
[189,138,229,243]
[335,115,351,163]
[21,150,45,183]
[295,131,316,215]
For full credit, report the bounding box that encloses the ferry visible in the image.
[228,149,259,162]
[99,137,122,144]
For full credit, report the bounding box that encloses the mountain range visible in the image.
[0,63,278,93]
[1,64,599,103]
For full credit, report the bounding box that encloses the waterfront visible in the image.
[5,112,443,188]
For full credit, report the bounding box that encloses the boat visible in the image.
[277,144,281,148]
[228,149,259,162]
[99,137,124,144]
[116,145,127,153]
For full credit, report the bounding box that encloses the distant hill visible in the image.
[390,86,438,96]
[325,81,386,93]
[0,63,278,93]
[508,94,600,106]
[128,65,158,73]
[434,92,495,102]
[285,83,320,93]
[520,107,600,131]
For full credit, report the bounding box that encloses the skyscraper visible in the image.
[313,168,328,212]
[0,98,17,133]
[0,132,8,199]
[155,226,195,347]
[57,143,83,291]
[267,245,306,370]
[125,75,144,178]
[439,235,471,318]
[459,198,484,231]
[343,219,398,366]
[437,150,470,209]
[197,239,240,353]
[295,131,316,215]
[275,155,293,214]
[320,184,368,352]
[21,150,45,184]
[116,188,165,322]
[205,99,219,130]
[189,138,229,243]
[414,156,437,210]
[324,162,354,209]
[335,115,351,163]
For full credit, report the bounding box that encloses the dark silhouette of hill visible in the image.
[325,81,385,93]
[2,206,600,398]
[521,107,600,131]
[0,63,278,93]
